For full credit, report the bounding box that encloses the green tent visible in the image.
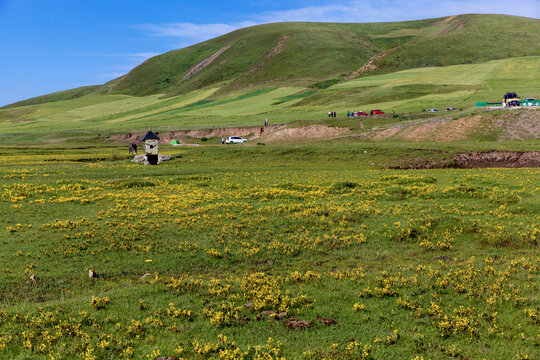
[170,139,181,145]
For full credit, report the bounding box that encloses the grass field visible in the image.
[1,56,539,139]
[0,142,538,359]
[1,13,538,360]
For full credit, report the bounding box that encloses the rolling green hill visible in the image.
[108,14,540,97]
[1,56,538,137]
[1,14,539,137]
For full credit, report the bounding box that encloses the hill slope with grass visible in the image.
[109,14,540,97]
[0,55,538,138]
[4,14,539,109]
[1,14,539,140]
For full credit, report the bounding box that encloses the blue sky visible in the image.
[0,0,538,107]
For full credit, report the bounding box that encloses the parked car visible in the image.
[446,107,458,111]
[426,109,439,112]
[370,109,385,115]
[225,136,248,144]
[352,111,369,116]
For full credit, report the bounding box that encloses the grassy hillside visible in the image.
[108,22,381,96]
[2,15,538,113]
[0,56,538,137]
[300,56,540,111]
[1,15,538,138]
[106,14,540,97]
[373,14,540,73]
[2,85,104,109]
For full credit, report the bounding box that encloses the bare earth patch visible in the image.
[109,125,284,144]
[452,151,540,168]
[263,125,350,141]
[401,115,483,141]
[373,116,483,141]
[489,109,540,140]
[110,125,349,144]
[433,15,467,36]
[394,151,540,169]
[178,44,233,84]
[243,35,291,77]
[372,109,540,142]
[344,49,396,80]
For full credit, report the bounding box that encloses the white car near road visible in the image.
[225,136,248,144]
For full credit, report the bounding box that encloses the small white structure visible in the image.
[141,131,160,165]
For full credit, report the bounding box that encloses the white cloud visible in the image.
[139,0,538,48]
[123,52,161,59]
[139,21,257,44]
[255,0,539,23]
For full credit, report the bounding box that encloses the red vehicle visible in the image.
[370,109,385,115]
[352,111,368,116]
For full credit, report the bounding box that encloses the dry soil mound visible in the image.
[262,125,349,140]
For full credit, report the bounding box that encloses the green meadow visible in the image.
[1,13,539,360]
[0,142,538,359]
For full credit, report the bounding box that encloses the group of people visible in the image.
[328,111,337,117]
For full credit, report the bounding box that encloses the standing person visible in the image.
[328,111,331,117]
[221,138,224,144]
[333,111,336,117]
[265,119,268,126]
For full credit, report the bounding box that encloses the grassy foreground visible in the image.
[0,142,538,360]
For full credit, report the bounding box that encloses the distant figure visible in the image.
[129,143,137,155]
[333,111,336,117]
[328,111,332,117]
[347,111,350,117]
[392,110,394,114]
[265,119,268,126]
[221,138,224,144]
[260,126,265,136]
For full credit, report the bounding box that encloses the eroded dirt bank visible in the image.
[452,151,540,168]
[109,124,350,144]
[109,125,285,144]
[395,151,540,169]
